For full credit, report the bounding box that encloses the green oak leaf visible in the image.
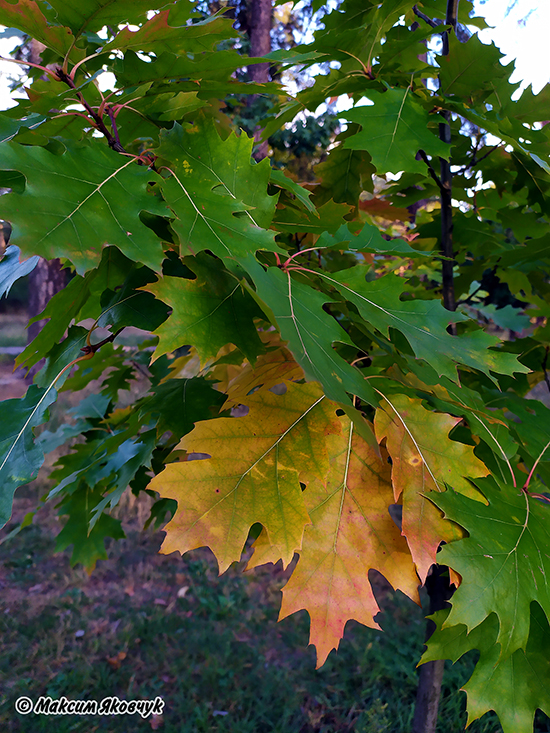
[55,485,125,572]
[343,88,450,174]
[316,222,416,256]
[439,35,509,101]
[421,607,550,733]
[326,266,529,382]
[273,200,353,234]
[88,432,157,530]
[0,140,168,274]
[156,121,282,264]
[103,8,234,56]
[45,0,169,35]
[144,253,265,365]
[0,112,46,144]
[314,126,375,207]
[432,477,550,660]
[35,325,89,390]
[0,384,58,528]
[139,377,226,440]
[98,264,170,334]
[245,262,377,408]
[270,169,316,213]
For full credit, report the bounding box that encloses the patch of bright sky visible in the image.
[473,0,549,93]
[0,0,547,112]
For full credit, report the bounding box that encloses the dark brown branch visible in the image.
[105,105,123,150]
[55,67,127,153]
[418,149,445,193]
[80,327,125,357]
[412,5,439,28]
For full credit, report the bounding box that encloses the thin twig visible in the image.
[417,149,445,193]
[80,327,125,356]
[105,106,123,150]
[454,145,500,174]
[412,5,440,28]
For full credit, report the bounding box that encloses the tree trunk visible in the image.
[248,0,272,84]
[247,0,272,160]
[27,258,66,344]
[413,3,459,730]
[412,566,453,733]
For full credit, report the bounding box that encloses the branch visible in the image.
[55,67,127,154]
[417,149,445,193]
[412,5,439,29]
[80,327,125,357]
[454,145,500,174]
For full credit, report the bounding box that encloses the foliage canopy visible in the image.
[0,0,550,730]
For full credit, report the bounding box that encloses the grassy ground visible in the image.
[0,485,517,733]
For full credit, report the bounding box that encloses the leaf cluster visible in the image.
[0,1,549,730]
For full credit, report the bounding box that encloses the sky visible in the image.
[473,0,549,93]
[0,0,547,109]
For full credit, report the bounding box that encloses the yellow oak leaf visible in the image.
[221,345,304,408]
[374,394,489,582]
[151,381,341,572]
[277,418,420,667]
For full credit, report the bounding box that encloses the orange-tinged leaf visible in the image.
[374,394,489,582]
[277,419,420,667]
[152,382,341,572]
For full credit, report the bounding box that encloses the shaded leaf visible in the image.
[422,606,550,733]
[55,485,125,572]
[140,377,226,439]
[343,89,450,174]
[433,477,550,660]
[270,169,316,213]
[0,384,58,527]
[144,254,265,365]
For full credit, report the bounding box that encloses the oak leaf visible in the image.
[152,382,341,572]
[374,394,489,581]
[277,417,420,667]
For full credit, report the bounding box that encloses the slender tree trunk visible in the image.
[412,2,459,731]
[247,0,272,160]
[412,567,453,733]
[248,0,272,84]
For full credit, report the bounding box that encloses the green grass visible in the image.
[0,314,27,348]
[2,496,538,733]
